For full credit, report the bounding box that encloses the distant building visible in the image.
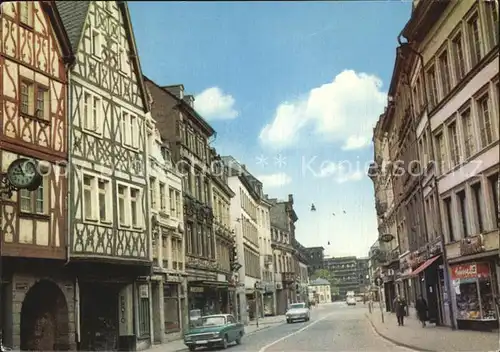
[304,246,325,274]
[308,278,331,304]
[324,256,369,298]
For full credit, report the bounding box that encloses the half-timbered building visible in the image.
[56,1,152,350]
[146,106,187,342]
[0,1,75,350]
[144,77,231,315]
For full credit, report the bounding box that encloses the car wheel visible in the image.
[222,335,229,349]
[235,332,243,345]
[287,319,291,324]
[188,346,196,351]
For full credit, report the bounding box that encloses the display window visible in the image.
[164,284,180,332]
[451,262,497,321]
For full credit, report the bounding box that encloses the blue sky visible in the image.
[130,1,412,258]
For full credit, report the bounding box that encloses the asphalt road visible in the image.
[227,302,415,352]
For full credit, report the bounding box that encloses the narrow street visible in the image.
[222,303,413,352]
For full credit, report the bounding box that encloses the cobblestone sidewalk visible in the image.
[150,315,286,352]
[366,304,499,352]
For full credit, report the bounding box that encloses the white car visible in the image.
[286,302,310,323]
[346,296,356,306]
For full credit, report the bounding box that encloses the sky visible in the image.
[129,1,413,258]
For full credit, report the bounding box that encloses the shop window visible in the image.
[137,284,150,338]
[164,284,180,332]
[451,262,497,321]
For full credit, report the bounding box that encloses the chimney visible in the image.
[183,94,195,108]
[288,194,294,204]
[162,84,184,100]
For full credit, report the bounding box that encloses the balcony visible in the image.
[282,271,296,283]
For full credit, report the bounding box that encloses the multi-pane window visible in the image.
[122,111,138,148]
[471,182,484,234]
[21,81,48,119]
[467,13,482,67]
[175,191,181,218]
[150,177,156,209]
[130,188,139,227]
[159,183,166,210]
[83,176,93,220]
[457,190,468,237]
[427,66,439,108]
[444,197,455,242]
[118,185,126,225]
[477,94,494,148]
[448,121,460,167]
[83,91,101,132]
[452,32,466,82]
[91,29,101,57]
[461,108,475,158]
[98,179,110,222]
[484,1,499,47]
[438,51,450,97]
[487,173,499,229]
[19,178,47,215]
[19,2,32,26]
[20,81,32,115]
[83,175,111,223]
[169,188,175,214]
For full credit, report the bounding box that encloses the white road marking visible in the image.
[258,312,336,352]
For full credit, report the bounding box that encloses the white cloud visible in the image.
[257,173,292,188]
[342,135,372,151]
[316,161,364,183]
[194,87,239,120]
[259,70,386,149]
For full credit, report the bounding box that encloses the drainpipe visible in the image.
[397,31,456,330]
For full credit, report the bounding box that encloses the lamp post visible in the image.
[377,232,395,324]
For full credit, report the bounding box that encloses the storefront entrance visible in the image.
[20,280,69,351]
[451,261,498,331]
[79,283,120,351]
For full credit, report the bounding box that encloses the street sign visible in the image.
[374,276,383,287]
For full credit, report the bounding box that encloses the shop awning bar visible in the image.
[410,255,441,277]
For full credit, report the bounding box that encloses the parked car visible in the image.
[286,302,310,323]
[346,296,356,306]
[189,309,202,328]
[183,314,244,351]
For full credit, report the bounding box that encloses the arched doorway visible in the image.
[20,280,69,351]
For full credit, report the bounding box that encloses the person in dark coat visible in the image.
[393,295,407,326]
[415,295,428,327]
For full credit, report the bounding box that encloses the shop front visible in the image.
[188,281,230,318]
[450,261,498,330]
[163,275,187,341]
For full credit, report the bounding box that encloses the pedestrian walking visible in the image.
[415,295,428,327]
[393,295,407,326]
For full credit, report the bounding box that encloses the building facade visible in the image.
[404,0,499,330]
[146,112,187,343]
[304,246,325,275]
[308,279,331,304]
[324,256,363,299]
[144,78,231,320]
[269,195,299,314]
[257,191,276,316]
[0,1,74,349]
[209,152,237,317]
[57,1,153,349]
[225,158,262,324]
[294,240,310,303]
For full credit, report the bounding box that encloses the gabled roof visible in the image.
[56,1,149,112]
[54,1,90,53]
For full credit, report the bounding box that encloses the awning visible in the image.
[411,255,441,277]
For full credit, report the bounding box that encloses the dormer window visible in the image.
[161,146,170,162]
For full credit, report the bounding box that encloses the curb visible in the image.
[365,313,436,352]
